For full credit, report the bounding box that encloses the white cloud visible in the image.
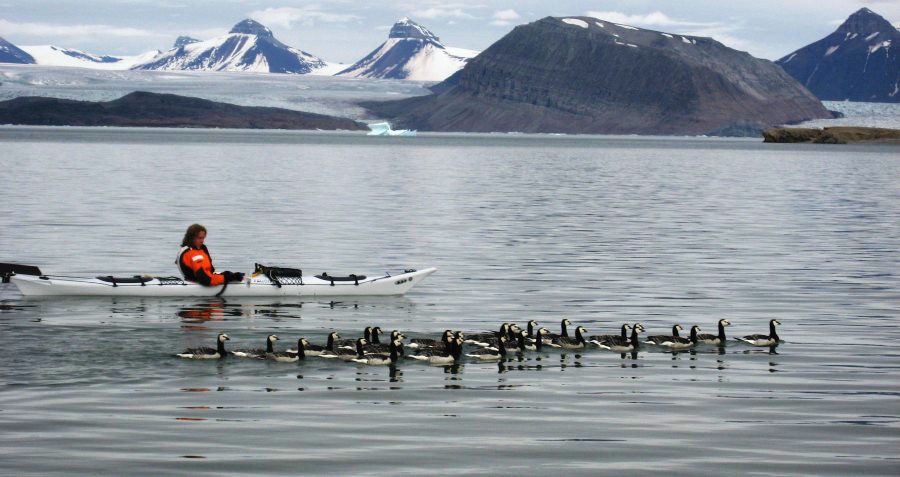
[585,10,719,29]
[489,9,520,26]
[584,10,761,54]
[0,19,160,38]
[412,7,476,20]
[249,6,362,29]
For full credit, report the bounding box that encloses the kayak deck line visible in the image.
[9,267,437,297]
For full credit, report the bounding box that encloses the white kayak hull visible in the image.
[10,268,436,297]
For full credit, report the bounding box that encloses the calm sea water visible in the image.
[1,127,898,476]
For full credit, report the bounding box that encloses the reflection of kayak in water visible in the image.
[8,267,437,297]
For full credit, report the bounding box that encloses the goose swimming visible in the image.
[588,324,630,345]
[408,330,453,349]
[176,333,230,359]
[645,325,700,350]
[353,339,404,365]
[644,325,683,345]
[594,324,644,352]
[465,336,509,361]
[737,319,781,346]
[408,337,463,365]
[544,319,572,344]
[231,334,279,358]
[554,326,588,350]
[697,319,731,345]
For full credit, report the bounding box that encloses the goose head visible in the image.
[218,333,230,342]
[720,319,731,327]
[574,326,587,340]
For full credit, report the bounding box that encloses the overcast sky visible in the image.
[1,0,898,63]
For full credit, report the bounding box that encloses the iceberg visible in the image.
[367,121,417,136]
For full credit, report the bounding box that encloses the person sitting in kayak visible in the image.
[177,224,243,286]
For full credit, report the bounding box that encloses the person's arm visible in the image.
[195,267,224,286]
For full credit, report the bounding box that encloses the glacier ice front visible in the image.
[367,121,417,137]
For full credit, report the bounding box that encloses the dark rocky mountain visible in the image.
[133,19,326,73]
[777,8,899,102]
[0,36,35,64]
[337,17,476,81]
[173,36,200,48]
[362,16,832,135]
[0,91,366,130]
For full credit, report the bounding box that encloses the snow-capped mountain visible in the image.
[132,19,327,74]
[777,8,899,102]
[19,45,160,70]
[337,17,478,81]
[0,36,35,64]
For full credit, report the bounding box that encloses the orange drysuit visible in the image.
[178,245,225,286]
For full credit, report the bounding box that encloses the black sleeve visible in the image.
[194,268,213,286]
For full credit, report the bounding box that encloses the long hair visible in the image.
[181,224,207,247]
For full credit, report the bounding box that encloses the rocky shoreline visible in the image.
[763,126,900,144]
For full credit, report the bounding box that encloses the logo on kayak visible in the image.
[395,278,410,285]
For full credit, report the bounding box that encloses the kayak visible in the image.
[8,267,437,297]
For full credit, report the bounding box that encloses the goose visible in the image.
[644,325,683,345]
[230,334,279,358]
[697,319,731,345]
[288,331,340,356]
[321,338,368,360]
[337,327,373,350]
[267,338,305,363]
[646,325,700,350]
[466,323,512,348]
[525,320,540,339]
[279,337,313,360]
[353,339,404,365]
[544,318,573,344]
[554,326,588,349]
[594,324,644,352]
[587,324,631,344]
[408,337,463,365]
[408,330,453,349]
[484,324,522,349]
[512,328,551,351]
[421,331,464,353]
[177,333,230,359]
[465,336,509,361]
[737,319,781,346]
[364,330,405,353]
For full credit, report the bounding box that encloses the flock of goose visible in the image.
[177,318,782,364]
